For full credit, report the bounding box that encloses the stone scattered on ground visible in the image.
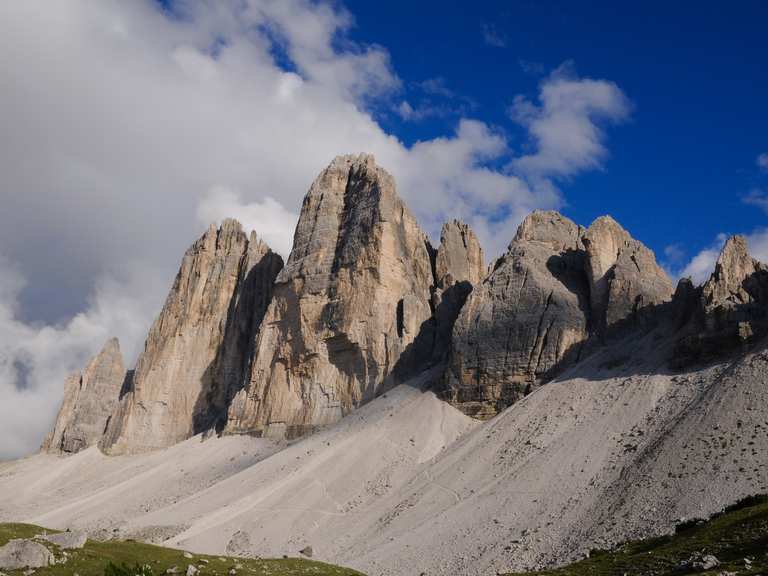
[0,539,54,570]
[185,565,198,576]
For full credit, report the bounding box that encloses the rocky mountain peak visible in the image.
[435,219,485,287]
[512,210,585,251]
[101,220,283,454]
[583,215,674,332]
[702,235,764,310]
[42,337,126,454]
[225,154,434,438]
[443,209,674,418]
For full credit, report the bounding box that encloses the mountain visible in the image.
[102,220,283,454]
[224,154,435,437]
[5,153,768,576]
[41,338,126,454]
[442,211,673,418]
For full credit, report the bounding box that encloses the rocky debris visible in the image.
[39,531,87,549]
[225,154,434,438]
[690,553,720,570]
[165,565,179,574]
[41,339,126,454]
[674,235,768,365]
[102,221,283,454]
[185,565,198,576]
[299,546,313,558]
[443,211,674,418]
[0,540,54,570]
[582,216,673,332]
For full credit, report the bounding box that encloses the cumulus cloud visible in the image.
[0,255,164,459]
[0,1,629,458]
[758,153,768,171]
[197,188,299,257]
[510,63,631,178]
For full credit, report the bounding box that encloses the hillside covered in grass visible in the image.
[0,523,364,576]
[506,495,768,576]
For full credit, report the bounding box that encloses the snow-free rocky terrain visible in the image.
[2,154,768,576]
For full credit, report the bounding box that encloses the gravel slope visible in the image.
[2,339,767,576]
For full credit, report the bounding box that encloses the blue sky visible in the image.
[345,0,768,269]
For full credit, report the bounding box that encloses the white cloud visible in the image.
[197,188,299,257]
[757,153,768,171]
[677,234,728,285]
[510,63,631,178]
[0,1,629,458]
[0,255,163,459]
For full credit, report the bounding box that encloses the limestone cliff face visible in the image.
[702,235,768,312]
[443,211,674,418]
[102,220,283,454]
[225,154,434,437]
[674,235,768,364]
[42,338,126,454]
[430,220,485,364]
[582,216,674,332]
[444,211,590,418]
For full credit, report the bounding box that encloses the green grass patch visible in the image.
[0,523,364,576]
[504,494,768,575]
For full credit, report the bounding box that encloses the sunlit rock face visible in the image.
[42,338,126,454]
[102,220,283,454]
[225,154,435,438]
[443,211,674,418]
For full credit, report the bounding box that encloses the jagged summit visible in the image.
[225,153,435,437]
[42,337,126,454]
[101,219,283,454]
[443,209,674,418]
[42,154,768,454]
[703,234,766,309]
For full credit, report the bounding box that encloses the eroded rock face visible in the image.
[444,211,591,418]
[582,216,674,332]
[102,221,282,454]
[435,220,485,287]
[702,235,768,312]
[674,235,768,364]
[225,154,434,437]
[443,211,674,418]
[430,220,485,364]
[41,338,126,454]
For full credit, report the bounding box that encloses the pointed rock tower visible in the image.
[225,154,434,437]
[42,338,126,454]
[673,235,768,365]
[582,215,674,332]
[102,220,283,454]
